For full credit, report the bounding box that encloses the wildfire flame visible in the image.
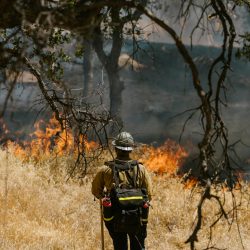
[4,115,97,161]
[140,139,188,175]
[184,178,198,189]
[1,117,192,185]
[2,117,246,191]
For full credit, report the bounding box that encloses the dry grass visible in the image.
[0,149,250,250]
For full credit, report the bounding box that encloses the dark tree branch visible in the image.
[23,57,64,129]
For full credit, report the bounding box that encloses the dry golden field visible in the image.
[0,148,250,250]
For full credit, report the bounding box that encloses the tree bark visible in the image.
[83,39,94,97]
[107,69,124,126]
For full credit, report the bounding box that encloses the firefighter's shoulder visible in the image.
[96,164,112,174]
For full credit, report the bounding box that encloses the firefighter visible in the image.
[92,131,152,250]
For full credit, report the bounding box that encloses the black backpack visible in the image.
[105,160,148,234]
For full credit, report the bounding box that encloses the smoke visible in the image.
[139,1,250,46]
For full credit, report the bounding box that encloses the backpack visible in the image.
[105,160,149,234]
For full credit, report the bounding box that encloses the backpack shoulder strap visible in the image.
[105,160,140,188]
[124,160,138,188]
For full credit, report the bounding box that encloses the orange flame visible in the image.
[140,139,188,175]
[3,116,190,184]
[28,117,74,157]
[184,178,198,189]
[6,115,97,161]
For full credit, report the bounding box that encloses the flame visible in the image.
[184,178,198,189]
[5,115,97,161]
[140,139,188,175]
[28,117,74,158]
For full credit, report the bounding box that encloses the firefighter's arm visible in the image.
[91,168,105,199]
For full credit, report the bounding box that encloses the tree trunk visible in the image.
[83,39,94,97]
[107,69,124,127]
[92,15,124,128]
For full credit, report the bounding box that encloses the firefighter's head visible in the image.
[112,131,134,152]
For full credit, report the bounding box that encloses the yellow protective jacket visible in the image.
[91,160,152,200]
